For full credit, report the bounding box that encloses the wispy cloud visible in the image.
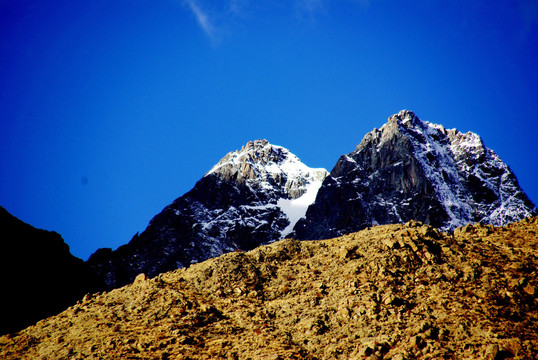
[181,0,372,42]
[297,0,325,13]
[183,0,217,40]
[228,0,249,16]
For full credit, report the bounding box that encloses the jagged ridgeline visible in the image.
[294,110,536,240]
[87,140,328,289]
[0,206,103,335]
[87,111,536,290]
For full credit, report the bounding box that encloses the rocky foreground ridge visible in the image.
[3,217,537,359]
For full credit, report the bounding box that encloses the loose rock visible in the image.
[1,217,538,359]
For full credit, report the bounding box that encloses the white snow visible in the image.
[198,140,329,244]
[240,204,278,211]
[403,120,474,229]
[396,115,535,229]
[206,141,327,185]
[277,179,324,238]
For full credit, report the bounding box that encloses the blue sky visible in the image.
[1,0,537,260]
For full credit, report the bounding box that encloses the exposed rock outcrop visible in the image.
[294,110,536,240]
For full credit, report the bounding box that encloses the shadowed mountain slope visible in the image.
[0,206,102,335]
[87,140,327,290]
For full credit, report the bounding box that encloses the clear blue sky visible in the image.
[1,0,537,260]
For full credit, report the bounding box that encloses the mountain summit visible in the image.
[88,140,327,289]
[294,110,536,240]
[88,111,536,290]
[4,111,535,338]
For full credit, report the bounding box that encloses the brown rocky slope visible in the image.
[2,217,538,359]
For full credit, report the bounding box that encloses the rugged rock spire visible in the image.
[293,110,536,240]
[88,140,327,289]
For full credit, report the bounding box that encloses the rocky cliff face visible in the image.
[4,217,538,359]
[0,206,102,335]
[87,140,327,289]
[294,110,536,240]
[87,111,536,291]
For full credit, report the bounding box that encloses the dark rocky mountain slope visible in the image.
[0,206,102,335]
[294,110,536,240]
[87,140,327,289]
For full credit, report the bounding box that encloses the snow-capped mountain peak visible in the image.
[88,140,327,289]
[205,139,328,238]
[294,110,536,240]
[88,113,535,290]
[207,139,327,200]
[393,110,535,228]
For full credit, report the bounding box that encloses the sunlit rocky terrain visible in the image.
[2,217,537,359]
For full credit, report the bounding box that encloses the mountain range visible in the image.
[2,110,536,335]
[87,110,536,290]
[87,139,327,289]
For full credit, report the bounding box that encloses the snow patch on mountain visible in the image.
[277,178,324,238]
[392,111,474,229]
[394,110,536,229]
[207,140,327,198]
[206,139,328,238]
